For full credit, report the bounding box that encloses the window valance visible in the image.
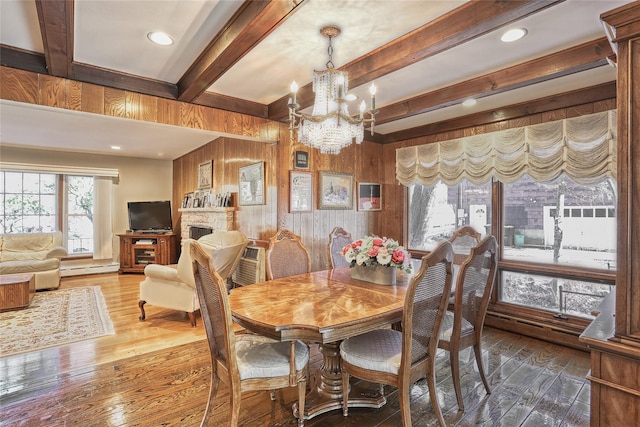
[0,162,119,178]
[396,110,617,186]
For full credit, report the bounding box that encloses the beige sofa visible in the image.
[0,232,68,290]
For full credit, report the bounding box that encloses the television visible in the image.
[127,201,173,233]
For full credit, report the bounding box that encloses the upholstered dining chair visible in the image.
[138,230,249,327]
[449,225,482,266]
[265,229,311,280]
[327,226,352,269]
[438,235,498,411]
[340,240,454,427]
[191,241,309,427]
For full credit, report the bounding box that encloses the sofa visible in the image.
[138,230,249,326]
[0,232,68,290]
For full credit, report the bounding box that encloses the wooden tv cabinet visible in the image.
[118,233,177,274]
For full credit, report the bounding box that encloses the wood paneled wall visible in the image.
[0,67,278,140]
[172,125,385,271]
[1,66,383,272]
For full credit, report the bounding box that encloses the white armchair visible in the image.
[138,230,249,327]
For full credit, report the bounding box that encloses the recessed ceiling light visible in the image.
[462,98,477,107]
[147,31,174,46]
[110,145,122,150]
[501,28,527,43]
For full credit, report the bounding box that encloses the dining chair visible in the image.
[449,225,482,265]
[266,229,311,280]
[340,240,454,427]
[327,226,352,269]
[438,235,498,411]
[190,240,309,427]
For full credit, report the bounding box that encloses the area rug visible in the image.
[0,286,115,357]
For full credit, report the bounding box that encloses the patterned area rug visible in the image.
[0,286,115,357]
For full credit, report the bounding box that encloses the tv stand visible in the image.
[118,232,177,274]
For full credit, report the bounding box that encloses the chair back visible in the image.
[449,226,482,265]
[453,235,498,333]
[402,240,454,367]
[327,226,352,269]
[266,229,311,280]
[190,241,237,379]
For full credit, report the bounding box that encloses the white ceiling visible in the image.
[0,0,629,160]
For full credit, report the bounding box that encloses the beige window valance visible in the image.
[396,110,617,186]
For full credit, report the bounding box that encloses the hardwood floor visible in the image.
[0,273,591,426]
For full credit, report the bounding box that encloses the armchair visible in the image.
[138,230,249,327]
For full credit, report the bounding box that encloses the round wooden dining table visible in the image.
[228,267,413,422]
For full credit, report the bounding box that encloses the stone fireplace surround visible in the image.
[178,207,235,240]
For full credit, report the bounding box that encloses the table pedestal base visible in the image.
[293,341,386,422]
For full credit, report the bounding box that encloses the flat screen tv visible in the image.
[127,200,173,233]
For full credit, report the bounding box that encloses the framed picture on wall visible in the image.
[294,150,309,169]
[290,171,313,213]
[238,162,265,206]
[198,160,212,189]
[358,182,382,211]
[318,171,353,210]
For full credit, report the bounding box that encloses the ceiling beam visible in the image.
[375,37,614,126]
[194,92,268,118]
[35,0,73,78]
[177,0,306,103]
[0,45,47,75]
[268,0,565,121]
[382,81,617,143]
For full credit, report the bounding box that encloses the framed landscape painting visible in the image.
[318,171,353,210]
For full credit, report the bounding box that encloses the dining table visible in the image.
[228,267,414,422]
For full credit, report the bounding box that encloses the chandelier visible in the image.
[288,25,378,154]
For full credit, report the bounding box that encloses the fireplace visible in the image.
[189,226,213,240]
[179,207,235,240]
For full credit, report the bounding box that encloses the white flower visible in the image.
[355,251,370,266]
[376,247,392,265]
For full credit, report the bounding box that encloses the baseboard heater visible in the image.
[61,263,120,277]
[232,246,266,286]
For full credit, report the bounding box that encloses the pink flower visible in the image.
[392,249,405,264]
[372,237,383,246]
[368,246,379,257]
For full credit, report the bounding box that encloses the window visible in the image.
[65,176,94,254]
[503,174,616,270]
[408,179,492,251]
[407,174,616,320]
[1,171,94,255]
[0,171,57,233]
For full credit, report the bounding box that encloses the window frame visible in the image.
[405,179,617,332]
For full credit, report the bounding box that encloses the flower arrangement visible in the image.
[342,235,412,273]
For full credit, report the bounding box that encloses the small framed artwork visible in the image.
[318,171,353,210]
[198,160,213,189]
[290,171,313,213]
[294,150,309,169]
[358,182,382,211]
[238,162,265,206]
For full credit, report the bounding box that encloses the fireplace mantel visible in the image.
[178,207,235,239]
